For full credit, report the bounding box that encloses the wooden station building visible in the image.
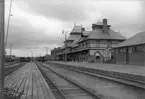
[113,31,145,66]
[51,19,126,63]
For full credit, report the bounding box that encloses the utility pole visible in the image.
[31,51,33,57]
[5,0,13,51]
[0,0,5,98]
[10,44,13,63]
[45,47,48,55]
[30,51,33,61]
[65,33,67,62]
[62,30,67,62]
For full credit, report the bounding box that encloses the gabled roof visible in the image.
[116,31,145,48]
[86,29,126,40]
[66,35,81,41]
[66,25,83,41]
[71,26,82,33]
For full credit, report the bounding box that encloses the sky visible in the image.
[5,0,145,57]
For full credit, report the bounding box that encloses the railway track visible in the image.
[4,62,26,77]
[36,62,102,99]
[4,62,19,67]
[46,62,145,89]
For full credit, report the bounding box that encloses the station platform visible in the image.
[4,62,54,99]
[49,61,145,76]
[48,61,145,83]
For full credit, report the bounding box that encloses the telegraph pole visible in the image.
[65,33,67,62]
[5,0,13,51]
[45,47,48,55]
[0,0,5,98]
[62,30,67,62]
[30,51,33,61]
[30,51,33,57]
[10,44,13,63]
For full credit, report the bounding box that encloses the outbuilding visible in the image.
[113,31,145,66]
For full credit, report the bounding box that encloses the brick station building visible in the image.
[51,19,126,63]
[113,31,145,65]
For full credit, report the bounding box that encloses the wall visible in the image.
[116,53,126,64]
[129,52,145,65]
[115,49,145,66]
[88,49,104,62]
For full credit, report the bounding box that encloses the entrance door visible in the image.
[126,48,129,64]
[95,52,101,62]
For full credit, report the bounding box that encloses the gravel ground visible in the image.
[44,64,145,99]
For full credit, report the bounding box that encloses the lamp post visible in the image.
[0,0,5,98]
[62,30,67,62]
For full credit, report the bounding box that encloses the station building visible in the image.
[113,31,145,66]
[51,19,126,63]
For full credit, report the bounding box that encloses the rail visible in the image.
[36,62,102,99]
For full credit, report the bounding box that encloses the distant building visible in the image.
[113,31,145,65]
[44,54,53,61]
[5,55,18,62]
[51,19,126,63]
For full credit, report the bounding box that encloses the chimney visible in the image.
[103,18,108,33]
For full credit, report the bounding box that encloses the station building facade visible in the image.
[113,31,145,66]
[51,19,126,63]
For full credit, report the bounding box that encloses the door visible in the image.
[126,48,129,64]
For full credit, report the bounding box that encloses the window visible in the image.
[112,41,119,44]
[96,40,100,44]
[87,41,89,47]
[132,46,137,52]
[84,41,87,48]
[118,48,126,53]
[90,40,96,44]
[136,45,144,52]
[108,41,112,47]
[131,45,144,52]
[100,40,107,44]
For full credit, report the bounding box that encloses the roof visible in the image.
[116,31,145,48]
[96,22,103,25]
[78,37,84,43]
[82,31,90,36]
[94,21,111,26]
[60,46,65,49]
[66,35,81,41]
[87,29,126,40]
[70,36,81,47]
[71,26,82,33]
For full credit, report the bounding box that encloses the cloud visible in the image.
[11,0,91,23]
[5,0,145,56]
